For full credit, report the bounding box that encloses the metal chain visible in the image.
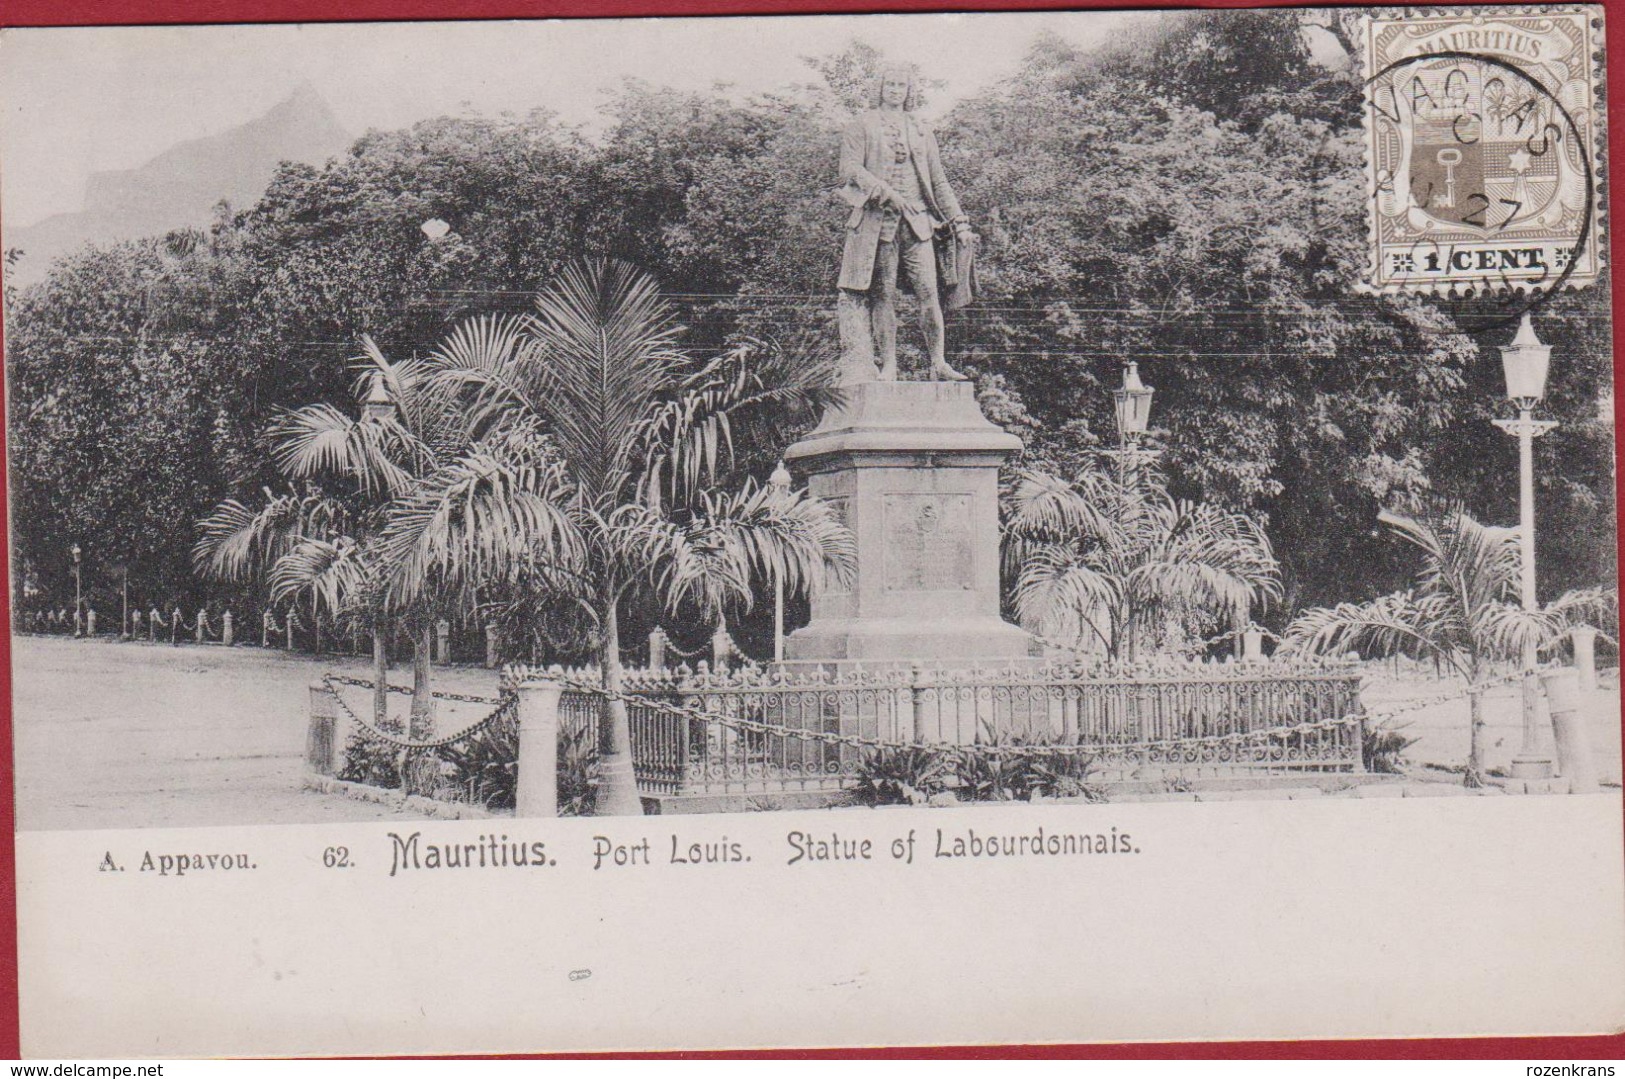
[547,672,1358,758]
[1011,657,1531,727]
[1029,624,1283,659]
[323,674,515,750]
[325,674,500,706]
[1027,632,1095,657]
[654,628,748,663]
[658,634,709,659]
[1360,667,1531,723]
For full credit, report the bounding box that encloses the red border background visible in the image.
[0,0,1622,1061]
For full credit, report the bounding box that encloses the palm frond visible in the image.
[1380,506,1521,616]
[414,313,541,451]
[267,403,428,498]
[1005,470,1116,545]
[1282,591,1467,677]
[1475,601,1561,662]
[376,433,584,609]
[1545,586,1619,634]
[526,259,684,504]
[268,536,372,619]
[193,488,346,582]
[1003,463,1279,657]
[636,337,842,507]
[1010,542,1120,647]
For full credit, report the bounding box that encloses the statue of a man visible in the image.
[836,64,976,383]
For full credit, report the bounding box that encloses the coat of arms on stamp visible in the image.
[1361,6,1605,294]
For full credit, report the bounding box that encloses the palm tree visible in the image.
[1281,505,1564,787]
[376,259,854,814]
[194,484,396,726]
[195,341,442,734]
[1003,462,1281,659]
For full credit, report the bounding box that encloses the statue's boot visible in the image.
[878,357,898,381]
[931,358,969,382]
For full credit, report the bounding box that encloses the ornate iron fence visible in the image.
[518,658,1366,797]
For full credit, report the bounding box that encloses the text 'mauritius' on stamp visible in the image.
[1362,6,1605,294]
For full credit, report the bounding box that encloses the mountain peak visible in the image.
[6,84,352,286]
[272,80,334,118]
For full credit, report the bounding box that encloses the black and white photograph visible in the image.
[2,3,1622,1057]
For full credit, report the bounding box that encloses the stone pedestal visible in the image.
[783,380,1036,664]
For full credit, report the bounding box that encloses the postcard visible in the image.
[2,5,1621,1057]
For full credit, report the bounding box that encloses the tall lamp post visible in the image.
[1108,363,1156,657]
[1492,314,1557,780]
[769,460,792,663]
[1112,361,1155,486]
[116,564,129,639]
[70,544,82,638]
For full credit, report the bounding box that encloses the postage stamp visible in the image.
[1361,5,1606,294]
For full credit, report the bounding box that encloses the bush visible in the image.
[337,719,404,789]
[435,705,520,809]
[1015,749,1107,803]
[956,724,1107,803]
[556,725,599,816]
[852,746,953,806]
[1362,720,1417,774]
[433,708,600,814]
[854,734,1109,806]
[952,745,1029,802]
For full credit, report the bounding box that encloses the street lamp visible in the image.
[1108,362,1162,657]
[769,460,792,664]
[362,373,395,423]
[1111,360,1157,486]
[1113,361,1154,447]
[1492,314,1557,779]
[70,543,82,638]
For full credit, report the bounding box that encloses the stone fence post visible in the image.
[648,627,667,671]
[436,619,451,665]
[514,678,563,818]
[485,622,501,669]
[86,608,96,637]
[1571,626,1598,691]
[1543,667,1598,794]
[222,611,234,647]
[1242,628,1263,662]
[307,681,344,776]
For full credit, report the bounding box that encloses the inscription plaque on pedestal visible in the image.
[783,380,1036,663]
[883,494,973,591]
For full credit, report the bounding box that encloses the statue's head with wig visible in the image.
[873,64,920,111]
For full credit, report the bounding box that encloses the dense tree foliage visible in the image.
[6,10,1614,647]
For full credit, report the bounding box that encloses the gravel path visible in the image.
[12,635,506,832]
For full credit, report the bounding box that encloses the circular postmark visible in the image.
[1363,48,1599,333]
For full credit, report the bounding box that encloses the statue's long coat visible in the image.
[836,109,966,293]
